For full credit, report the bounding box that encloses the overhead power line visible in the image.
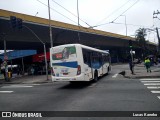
[36,0,99,35]
[51,0,92,27]
[94,0,140,28]
[111,0,140,23]
[36,0,78,24]
[95,0,131,25]
[36,0,93,28]
[111,22,151,28]
[35,0,97,37]
[89,21,150,29]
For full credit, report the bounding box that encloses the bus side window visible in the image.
[83,54,88,64]
[82,49,88,65]
[102,54,105,65]
[99,53,103,65]
[106,54,109,62]
[103,55,107,64]
[87,52,91,67]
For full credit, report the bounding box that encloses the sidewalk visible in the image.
[0,75,52,84]
[124,63,160,79]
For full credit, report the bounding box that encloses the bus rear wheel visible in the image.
[93,71,98,82]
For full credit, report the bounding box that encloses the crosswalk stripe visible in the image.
[141,81,160,83]
[140,78,160,81]
[151,91,160,93]
[112,74,118,78]
[144,83,160,86]
[140,78,160,100]
[147,86,160,89]
[0,91,13,93]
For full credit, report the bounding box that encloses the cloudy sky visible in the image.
[0,0,160,44]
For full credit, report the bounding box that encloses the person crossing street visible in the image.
[144,57,151,73]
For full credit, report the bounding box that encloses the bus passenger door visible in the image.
[84,64,92,80]
[83,51,93,81]
[99,53,103,76]
[102,55,108,74]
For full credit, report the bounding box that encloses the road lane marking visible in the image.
[0,91,13,93]
[140,78,160,81]
[112,74,118,78]
[147,86,160,89]
[1,85,33,88]
[141,81,160,83]
[144,83,160,86]
[151,91,160,93]
[30,84,41,85]
[158,96,160,99]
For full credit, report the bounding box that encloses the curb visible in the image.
[118,71,160,79]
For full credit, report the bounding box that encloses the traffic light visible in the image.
[17,18,23,29]
[10,16,23,29]
[10,16,17,28]
[129,40,132,48]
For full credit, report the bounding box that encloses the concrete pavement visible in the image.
[0,74,52,84]
[124,63,160,79]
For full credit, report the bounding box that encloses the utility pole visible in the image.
[3,33,9,81]
[156,27,160,52]
[120,15,127,36]
[48,0,53,48]
[77,0,81,43]
[153,10,160,52]
[23,25,49,80]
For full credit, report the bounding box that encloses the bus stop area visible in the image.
[0,74,51,84]
[0,50,51,83]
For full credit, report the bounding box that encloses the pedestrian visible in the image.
[31,67,35,75]
[129,59,134,74]
[144,57,151,73]
[153,57,157,65]
[17,66,20,76]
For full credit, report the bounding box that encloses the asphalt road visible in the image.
[0,65,160,120]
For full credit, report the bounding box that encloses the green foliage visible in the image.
[135,28,147,49]
[135,28,147,58]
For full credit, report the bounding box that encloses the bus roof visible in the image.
[51,44,109,54]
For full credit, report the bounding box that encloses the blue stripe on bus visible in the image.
[52,61,78,68]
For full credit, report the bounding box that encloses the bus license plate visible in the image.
[56,73,59,77]
[61,69,68,73]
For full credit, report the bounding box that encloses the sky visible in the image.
[0,0,160,44]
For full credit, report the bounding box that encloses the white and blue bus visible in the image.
[50,44,111,82]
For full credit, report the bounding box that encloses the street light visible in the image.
[153,16,160,52]
[120,15,127,36]
[23,25,49,80]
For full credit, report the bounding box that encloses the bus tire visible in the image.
[107,67,110,74]
[93,70,98,82]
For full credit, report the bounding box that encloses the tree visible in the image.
[135,28,147,58]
